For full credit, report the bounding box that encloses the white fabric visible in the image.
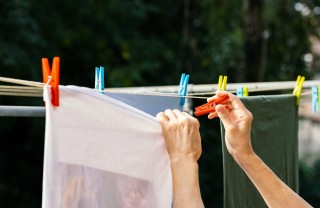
[42,85,172,208]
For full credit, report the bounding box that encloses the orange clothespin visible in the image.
[42,57,60,106]
[194,94,229,116]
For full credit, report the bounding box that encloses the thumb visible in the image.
[216,105,233,129]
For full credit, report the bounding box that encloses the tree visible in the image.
[0,0,45,80]
[243,0,266,82]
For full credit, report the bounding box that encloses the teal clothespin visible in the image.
[319,85,320,113]
[179,73,190,106]
[312,86,319,113]
[236,86,249,97]
[237,87,243,97]
[95,66,104,94]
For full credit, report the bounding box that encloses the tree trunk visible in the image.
[243,0,267,82]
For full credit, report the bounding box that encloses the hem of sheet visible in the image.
[65,85,159,122]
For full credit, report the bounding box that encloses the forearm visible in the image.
[170,158,204,208]
[235,153,312,208]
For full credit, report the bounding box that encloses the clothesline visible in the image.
[0,76,318,117]
[0,76,320,99]
[0,91,313,117]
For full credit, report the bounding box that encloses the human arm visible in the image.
[156,109,204,208]
[209,91,312,208]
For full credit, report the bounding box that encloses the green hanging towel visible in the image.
[221,94,299,208]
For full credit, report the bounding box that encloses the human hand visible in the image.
[208,92,312,208]
[156,109,204,208]
[156,109,202,163]
[208,91,254,160]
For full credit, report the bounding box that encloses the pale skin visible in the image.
[156,91,312,208]
[156,109,204,208]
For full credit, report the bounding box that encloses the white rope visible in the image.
[0,77,43,88]
[0,76,318,99]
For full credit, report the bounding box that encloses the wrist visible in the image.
[232,148,256,166]
[170,157,204,208]
[170,157,199,186]
[234,152,261,172]
[170,156,198,166]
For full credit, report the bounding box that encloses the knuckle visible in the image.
[180,116,200,128]
[178,117,189,125]
[156,112,163,119]
[228,125,238,133]
[246,111,253,122]
[192,118,200,128]
[164,109,172,115]
[173,109,180,113]
[168,120,179,130]
[220,112,228,120]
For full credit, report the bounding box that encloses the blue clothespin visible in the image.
[237,86,249,97]
[237,87,243,97]
[312,86,319,113]
[179,73,190,106]
[95,66,104,94]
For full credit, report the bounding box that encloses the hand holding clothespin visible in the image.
[42,57,60,106]
[194,75,228,116]
[194,94,229,116]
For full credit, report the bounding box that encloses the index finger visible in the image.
[156,112,169,123]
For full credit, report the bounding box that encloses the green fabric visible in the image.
[221,94,299,208]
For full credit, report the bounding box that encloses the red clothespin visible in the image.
[194,94,229,116]
[42,57,60,106]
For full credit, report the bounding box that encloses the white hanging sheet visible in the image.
[42,85,172,208]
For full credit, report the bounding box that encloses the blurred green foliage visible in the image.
[300,160,320,206]
[1,0,320,207]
